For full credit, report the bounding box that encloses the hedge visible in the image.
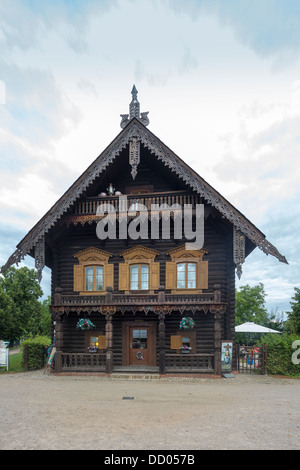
[21,336,51,371]
[257,334,300,376]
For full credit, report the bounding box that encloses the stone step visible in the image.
[110,373,160,380]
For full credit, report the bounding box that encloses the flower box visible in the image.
[179,317,195,330]
[76,318,96,331]
[181,347,192,354]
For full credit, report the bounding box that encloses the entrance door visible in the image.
[129,327,150,365]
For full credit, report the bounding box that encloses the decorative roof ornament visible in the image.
[120,85,149,128]
[233,227,245,279]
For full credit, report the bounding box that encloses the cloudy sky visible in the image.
[0,0,299,316]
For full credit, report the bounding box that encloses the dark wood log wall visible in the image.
[61,310,215,366]
[48,148,236,356]
[54,210,235,357]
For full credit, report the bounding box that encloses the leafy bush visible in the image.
[257,334,300,376]
[21,336,51,371]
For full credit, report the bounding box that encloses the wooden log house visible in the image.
[1,86,287,376]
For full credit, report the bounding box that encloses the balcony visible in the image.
[51,287,226,316]
[55,351,215,374]
[71,191,200,216]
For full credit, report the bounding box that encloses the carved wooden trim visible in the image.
[1,118,287,275]
[167,245,208,261]
[73,247,114,295]
[233,227,245,279]
[120,245,160,262]
[74,247,112,264]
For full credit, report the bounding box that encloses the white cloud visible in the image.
[0,0,299,310]
[165,0,300,64]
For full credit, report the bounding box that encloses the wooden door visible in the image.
[129,327,151,365]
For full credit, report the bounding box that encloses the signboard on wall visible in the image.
[221,341,233,372]
[0,341,8,371]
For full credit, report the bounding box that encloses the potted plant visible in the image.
[88,346,98,353]
[179,317,195,330]
[76,318,96,331]
[181,346,192,354]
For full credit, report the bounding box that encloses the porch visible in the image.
[54,351,215,375]
[52,287,225,376]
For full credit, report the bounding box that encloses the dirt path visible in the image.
[0,371,299,450]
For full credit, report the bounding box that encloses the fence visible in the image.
[236,344,267,374]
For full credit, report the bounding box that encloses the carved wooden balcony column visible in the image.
[54,316,63,373]
[100,306,116,373]
[213,310,223,375]
[153,299,172,375]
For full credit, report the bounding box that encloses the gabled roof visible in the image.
[1,113,287,276]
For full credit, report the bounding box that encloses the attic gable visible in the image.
[0,87,287,281]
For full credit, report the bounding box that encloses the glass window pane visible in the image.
[86,266,94,291]
[130,265,139,290]
[182,336,191,347]
[132,329,147,348]
[131,265,139,275]
[177,263,186,288]
[177,280,185,289]
[96,266,103,291]
[140,264,149,290]
[90,336,98,348]
[187,263,196,288]
[188,263,196,272]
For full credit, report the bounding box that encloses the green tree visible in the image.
[39,296,51,337]
[0,266,44,341]
[0,285,15,340]
[286,287,300,334]
[235,283,268,326]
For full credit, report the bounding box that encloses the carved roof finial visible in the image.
[131,84,138,101]
[120,85,149,128]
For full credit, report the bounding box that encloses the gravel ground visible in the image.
[0,371,299,450]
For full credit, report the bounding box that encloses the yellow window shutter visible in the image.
[150,262,160,290]
[165,261,176,290]
[170,335,182,350]
[98,335,106,349]
[73,264,83,292]
[104,263,114,291]
[198,260,208,289]
[119,263,129,291]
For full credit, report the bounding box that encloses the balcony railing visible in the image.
[165,353,214,372]
[55,351,214,374]
[72,191,200,216]
[54,291,219,307]
[60,352,106,372]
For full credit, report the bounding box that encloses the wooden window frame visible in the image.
[176,262,197,290]
[130,263,150,291]
[85,330,106,352]
[119,246,160,294]
[170,330,196,353]
[166,245,208,293]
[73,247,113,295]
[85,265,104,292]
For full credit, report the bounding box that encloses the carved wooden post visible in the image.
[213,284,221,303]
[154,305,171,375]
[100,306,116,374]
[54,315,63,373]
[105,314,113,374]
[214,312,222,375]
[105,286,113,304]
[158,285,165,304]
[158,313,166,374]
[53,287,63,306]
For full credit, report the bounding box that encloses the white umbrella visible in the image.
[235,322,281,333]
